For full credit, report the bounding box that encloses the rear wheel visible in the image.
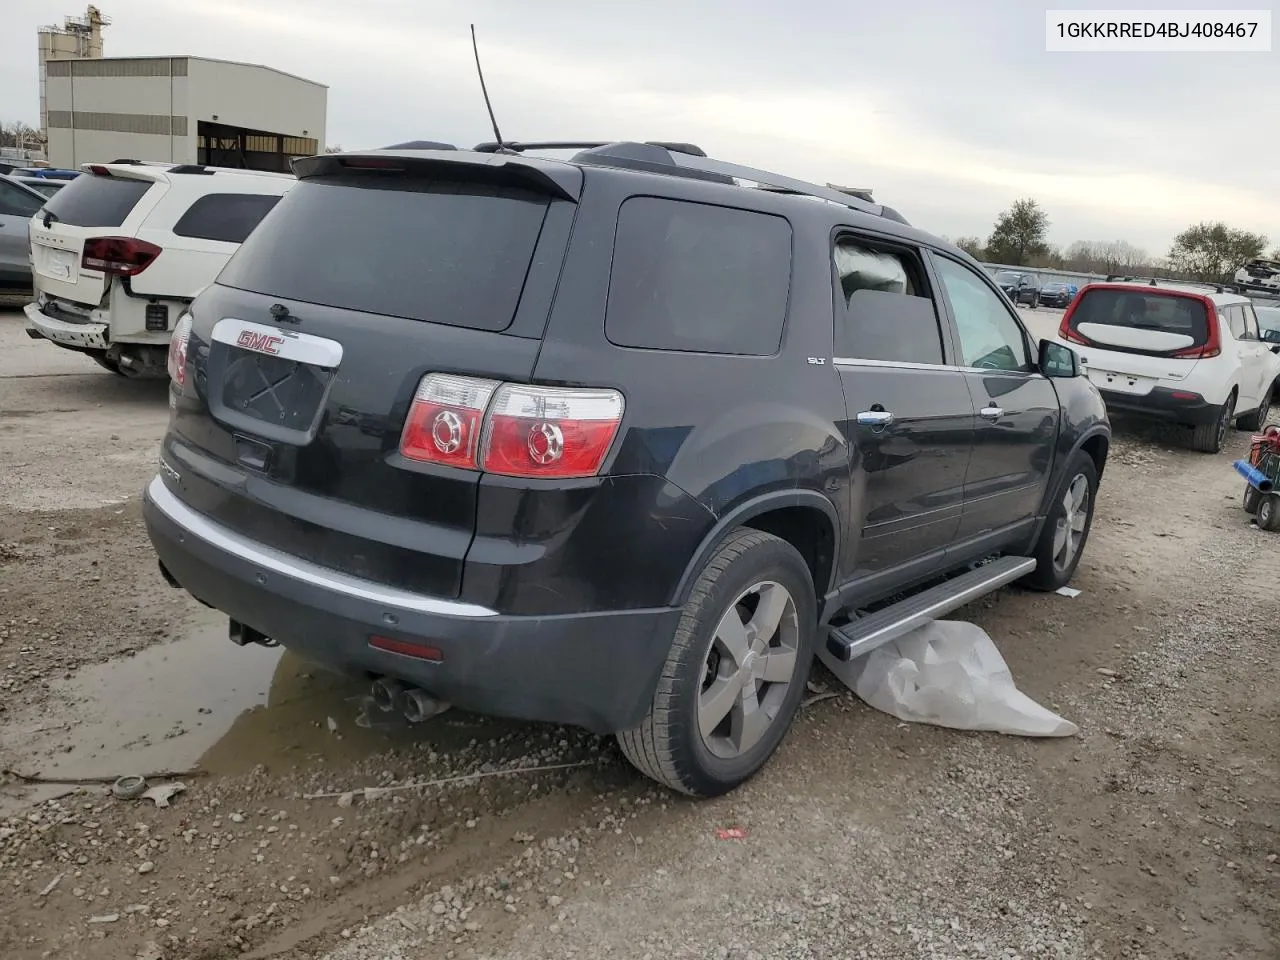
[1190,392,1235,454]
[617,529,815,797]
[1021,450,1098,591]
[1258,494,1280,532]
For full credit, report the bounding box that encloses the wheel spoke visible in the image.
[699,675,743,739]
[761,647,797,683]
[714,606,751,668]
[1052,519,1068,561]
[1071,511,1087,534]
[746,583,790,649]
[730,692,771,753]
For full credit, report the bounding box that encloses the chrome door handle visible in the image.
[856,410,894,426]
[980,406,1004,420]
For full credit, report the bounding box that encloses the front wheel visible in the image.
[1243,482,1262,514]
[617,529,815,797]
[1236,387,1273,432]
[1259,494,1280,532]
[1021,450,1099,591]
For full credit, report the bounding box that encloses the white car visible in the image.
[1058,279,1280,452]
[24,161,293,378]
[1234,258,1280,295]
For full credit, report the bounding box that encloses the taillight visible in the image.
[1058,297,1090,345]
[399,374,625,479]
[82,237,162,276]
[1171,297,1222,359]
[167,312,193,385]
[481,384,625,479]
[400,373,500,469]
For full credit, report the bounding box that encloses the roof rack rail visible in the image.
[381,140,458,150]
[167,164,214,175]
[473,140,708,157]
[1105,274,1227,293]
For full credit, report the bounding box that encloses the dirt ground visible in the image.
[0,305,1275,960]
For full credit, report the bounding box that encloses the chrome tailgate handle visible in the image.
[980,406,1003,421]
[857,409,894,426]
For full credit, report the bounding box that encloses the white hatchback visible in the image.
[1058,280,1280,452]
[23,161,293,378]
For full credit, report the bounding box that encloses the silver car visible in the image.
[0,174,48,291]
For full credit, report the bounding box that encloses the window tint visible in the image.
[833,239,943,364]
[40,173,153,227]
[1241,305,1260,339]
[605,197,791,356]
[218,177,551,331]
[1067,289,1211,347]
[0,179,45,217]
[934,256,1031,371]
[1223,305,1246,340]
[173,193,282,244]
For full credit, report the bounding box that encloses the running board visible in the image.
[822,556,1037,669]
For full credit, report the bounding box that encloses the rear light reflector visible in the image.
[398,374,626,478]
[369,635,443,662]
[400,373,500,469]
[1170,391,1201,401]
[168,312,193,385]
[481,384,625,479]
[82,236,162,276]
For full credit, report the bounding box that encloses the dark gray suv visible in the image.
[143,141,1110,797]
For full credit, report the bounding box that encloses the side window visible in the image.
[832,238,944,364]
[1240,304,1260,340]
[172,193,282,244]
[605,197,792,356]
[933,256,1032,372]
[1223,305,1246,340]
[0,180,45,218]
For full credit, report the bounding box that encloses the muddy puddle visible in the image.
[1,611,525,811]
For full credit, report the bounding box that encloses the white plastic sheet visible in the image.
[847,620,1079,737]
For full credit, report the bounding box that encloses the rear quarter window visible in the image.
[39,173,153,227]
[172,193,282,244]
[1071,289,1210,345]
[604,197,792,356]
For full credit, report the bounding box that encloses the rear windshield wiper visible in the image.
[40,208,59,226]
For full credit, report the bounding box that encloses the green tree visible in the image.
[952,236,985,260]
[1167,222,1267,282]
[985,199,1050,266]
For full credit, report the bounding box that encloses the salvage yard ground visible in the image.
[0,305,1276,960]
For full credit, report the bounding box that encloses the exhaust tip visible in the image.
[403,688,449,724]
[370,677,406,713]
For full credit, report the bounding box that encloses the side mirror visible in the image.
[1039,339,1081,378]
[1263,329,1280,344]
[1270,344,1280,355]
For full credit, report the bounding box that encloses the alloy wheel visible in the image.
[1052,473,1090,572]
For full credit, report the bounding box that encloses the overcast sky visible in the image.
[2,0,1275,255]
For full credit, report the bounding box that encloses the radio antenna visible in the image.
[470,25,507,152]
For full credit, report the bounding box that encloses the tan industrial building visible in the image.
[44,55,327,172]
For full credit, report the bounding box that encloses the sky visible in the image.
[1,0,1275,256]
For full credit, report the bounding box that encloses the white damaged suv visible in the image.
[1059,278,1280,452]
[24,161,293,378]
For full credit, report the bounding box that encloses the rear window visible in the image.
[172,193,282,244]
[40,173,153,227]
[605,197,792,356]
[217,177,549,331]
[1069,289,1210,346]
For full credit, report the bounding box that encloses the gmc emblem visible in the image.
[236,330,285,355]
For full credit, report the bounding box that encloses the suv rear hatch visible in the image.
[165,153,581,599]
[28,164,166,310]
[1060,285,1216,394]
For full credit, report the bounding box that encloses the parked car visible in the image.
[23,161,293,378]
[1060,279,1280,452]
[994,270,1041,307]
[0,174,48,291]
[13,176,66,199]
[15,167,81,182]
[1234,258,1280,295]
[1039,281,1078,309]
[1255,302,1280,344]
[143,141,1110,798]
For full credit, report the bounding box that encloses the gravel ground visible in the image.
[0,306,1276,960]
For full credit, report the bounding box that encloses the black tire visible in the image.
[1236,385,1274,432]
[1020,450,1099,591]
[1259,494,1280,532]
[1030,295,1039,309]
[1190,392,1235,454]
[617,529,816,798]
[1243,482,1262,514]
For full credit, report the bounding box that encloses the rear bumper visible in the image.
[142,476,681,734]
[24,301,109,351]
[1098,386,1220,425]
